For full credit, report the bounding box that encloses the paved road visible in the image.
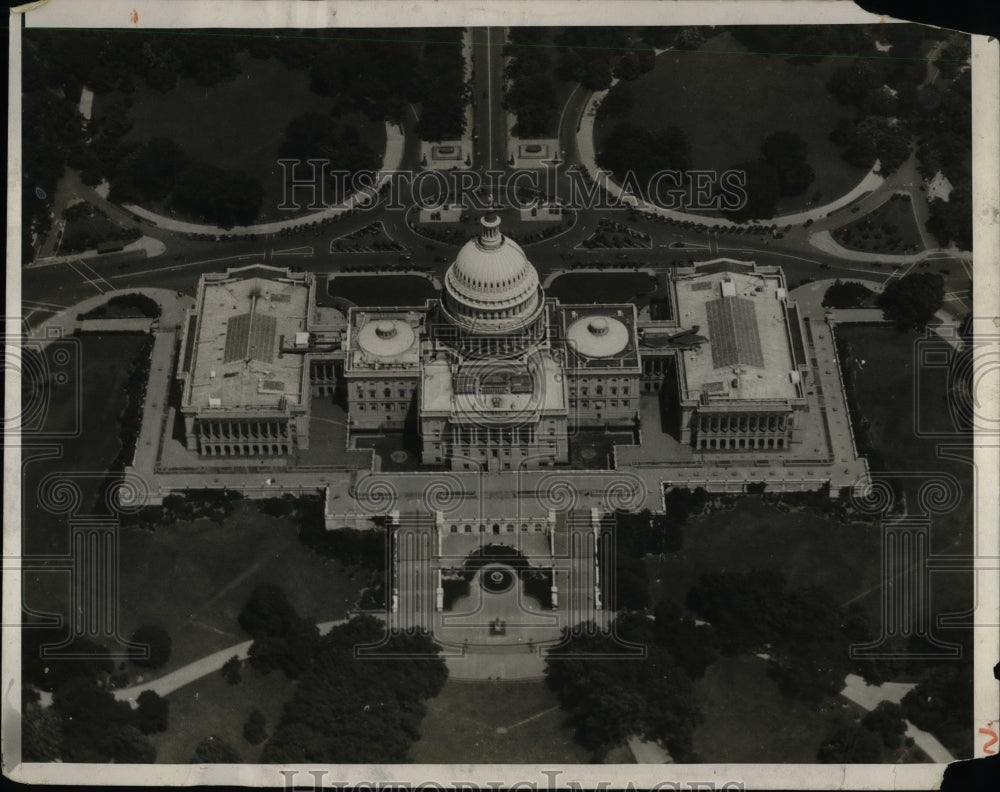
[471,26,508,172]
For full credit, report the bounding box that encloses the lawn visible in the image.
[151,659,297,763]
[692,655,877,763]
[546,270,657,304]
[116,501,369,670]
[327,274,438,307]
[409,679,591,763]
[102,51,385,222]
[836,324,973,607]
[593,31,870,215]
[645,497,885,619]
[22,332,150,627]
[832,194,926,254]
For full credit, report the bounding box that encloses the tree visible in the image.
[192,735,242,763]
[818,724,883,763]
[925,186,972,250]
[726,159,781,222]
[652,600,718,679]
[21,701,63,761]
[238,584,300,639]
[822,280,875,309]
[261,616,447,763]
[239,584,319,679]
[131,624,172,668]
[135,690,169,734]
[685,570,871,702]
[826,61,879,106]
[243,709,268,744]
[862,702,907,748]
[876,272,945,329]
[545,615,702,761]
[170,163,263,228]
[596,85,634,122]
[761,131,815,197]
[221,655,242,685]
[51,676,154,762]
[130,138,185,201]
[901,662,973,755]
[598,122,692,194]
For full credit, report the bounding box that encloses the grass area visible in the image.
[103,51,385,222]
[693,655,868,762]
[409,679,590,763]
[116,501,368,670]
[836,325,973,596]
[327,274,438,307]
[60,202,139,253]
[546,271,656,304]
[645,497,884,619]
[593,31,869,215]
[22,332,149,641]
[832,195,926,254]
[151,661,296,763]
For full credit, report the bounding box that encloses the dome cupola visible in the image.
[442,215,544,336]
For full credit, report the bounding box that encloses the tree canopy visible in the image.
[817,724,883,763]
[545,615,702,761]
[130,624,172,668]
[822,279,875,309]
[685,570,873,701]
[238,584,319,679]
[261,615,447,762]
[876,272,945,329]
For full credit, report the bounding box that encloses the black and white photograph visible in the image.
[4,1,998,788]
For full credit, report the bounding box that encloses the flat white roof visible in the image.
[677,271,798,402]
[185,276,309,410]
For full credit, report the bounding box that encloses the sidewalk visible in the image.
[31,235,166,268]
[808,229,968,264]
[575,87,886,229]
[840,673,954,763]
[26,288,194,346]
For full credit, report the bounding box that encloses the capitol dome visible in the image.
[442,215,544,335]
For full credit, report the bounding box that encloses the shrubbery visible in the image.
[78,293,161,321]
[130,624,171,669]
[821,279,874,309]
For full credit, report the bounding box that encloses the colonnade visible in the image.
[694,412,792,451]
[197,419,291,456]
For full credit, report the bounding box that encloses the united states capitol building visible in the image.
[176,215,812,469]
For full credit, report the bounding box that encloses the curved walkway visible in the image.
[26,288,194,345]
[840,673,954,763]
[31,236,166,268]
[575,85,885,229]
[112,619,348,706]
[121,122,406,237]
[808,228,969,264]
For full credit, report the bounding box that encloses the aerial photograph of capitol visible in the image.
[11,9,984,782]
